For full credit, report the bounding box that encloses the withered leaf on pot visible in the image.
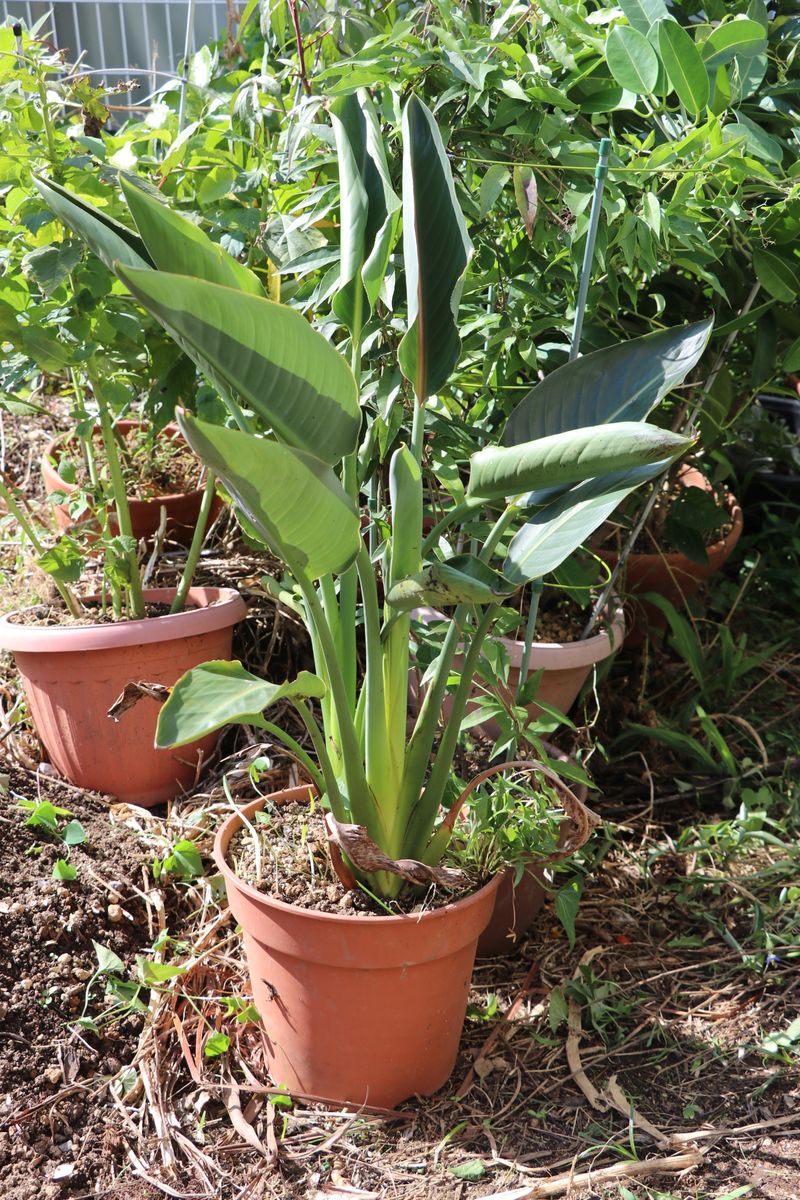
[324,814,470,890]
[107,680,171,723]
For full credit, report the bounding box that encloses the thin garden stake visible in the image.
[570,137,611,362]
[515,139,610,705]
[580,279,762,640]
[178,0,198,133]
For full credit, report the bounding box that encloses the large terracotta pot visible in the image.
[597,467,743,646]
[0,587,246,806]
[411,602,625,735]
[42,420,222,543]
[214,787,501,1109]
[474,748,591,958]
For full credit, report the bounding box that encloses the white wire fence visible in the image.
[1,0,232,97]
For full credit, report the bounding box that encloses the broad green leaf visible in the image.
[53,859,77,881]
[138,958,186,985]
[448,1161,486,1181]
[93,941,125,976]
[330,90,400,331]
[472,423,691,502]
[783,335,800,372]
[753,247,800,302]
[117,266,360,465]
[620,0,668,35]
[63,819,87,846]
[33,174,153,273]
[729,110,783,165]
[554,878,582,948]
[204,1032,230,1058]
[656,19,710,115]
[606,26,659,95]
[502,319,712,445]
[386,555,516,610]
[701,19,767,70]
[503,460,674,583]
[513,165,538,239]
[119,176,263,295]
[398,96,473,400]
[177,412,360,579]
[157,660,326,747]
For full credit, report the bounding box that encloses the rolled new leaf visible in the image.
[156,661,326,748]
[33,174,153,272]
[398,95,473,401]
[330,90,400,332]
[117,264,360,466]
[469,422,692,501]
[119,176,264,295]
[501,318,713,446]
[177,411,361,580]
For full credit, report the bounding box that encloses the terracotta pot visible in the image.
[42,420,223,544]
[0,587,246,806]
[475,745,590,959]
[597,467,743,646]
[214,788,501,1108]
[410,602,625,736]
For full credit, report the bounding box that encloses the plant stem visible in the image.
[254,717,326,796]
[290,700,346,820]
[97,404,145,620]
[571,137,610,361]
[0,476,81,616]
[35,70,57,165]
[515,578,543,706]
[170,471,217,614]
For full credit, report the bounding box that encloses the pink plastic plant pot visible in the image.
[0,587,246,806]
[214,788,501,1109]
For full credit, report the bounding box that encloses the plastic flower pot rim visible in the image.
[214,786,502,931]
[0,587,246,653]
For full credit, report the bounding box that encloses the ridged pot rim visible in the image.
[42,419,207,506]
[412,601,625,668]
[0,586,247,653]
[214,786,501,929]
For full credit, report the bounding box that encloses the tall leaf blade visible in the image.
[504,461,673,583]
[117,265,360,465]
[119,176,263,295]
[657,19,710,115]
[33,174,152,273]
[156,661,326,748]
[470,423,691,500]
[398,96,473,400]
[502,319,713,446]
[177,411,360,579]
[606,26,660,95]
[331,91,400,330]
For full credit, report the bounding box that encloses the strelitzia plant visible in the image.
[38,96,711,899]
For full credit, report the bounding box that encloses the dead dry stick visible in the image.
[474,1150,703,1200]
[565,946,673,1148]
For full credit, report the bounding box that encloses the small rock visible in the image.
[72,966,93,981]
[18,978,33,992]
[107,904,123,923]
[44,1066,62,1085]
[9,901,24,915]
[0,1003,7,1021]
[51,1161,75,1181]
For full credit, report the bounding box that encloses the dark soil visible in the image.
[498,590,609,644]
[0,766,156,1199]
